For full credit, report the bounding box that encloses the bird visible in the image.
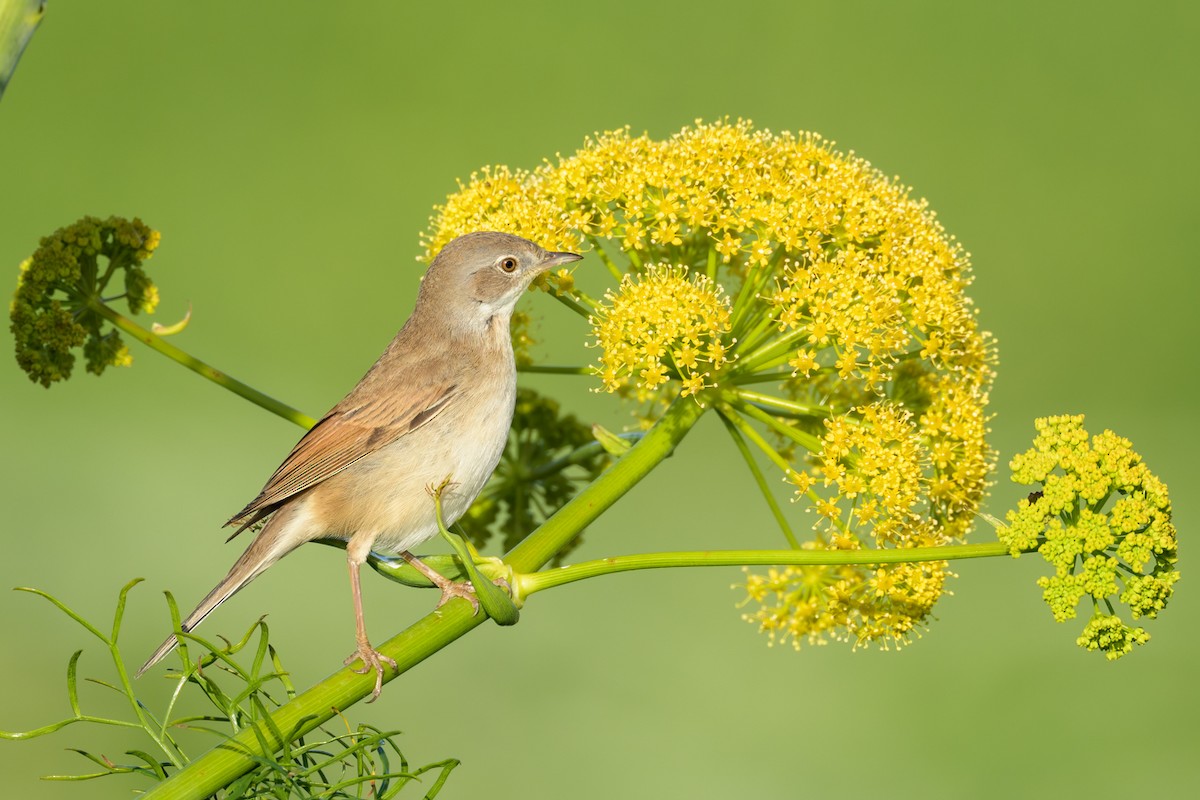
[136,231,582,699]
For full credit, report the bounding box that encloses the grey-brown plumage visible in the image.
[136,232,581,699]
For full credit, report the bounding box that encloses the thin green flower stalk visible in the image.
[423,119,998,650]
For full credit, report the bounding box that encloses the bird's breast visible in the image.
[310,370,516,554]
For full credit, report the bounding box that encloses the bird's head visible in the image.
[417,231,581,333]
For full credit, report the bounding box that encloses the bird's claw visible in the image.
[433,576,515,618]
[345,642,398,702]
[435,579,480,614]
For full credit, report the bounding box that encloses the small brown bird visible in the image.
[137,232,581,698]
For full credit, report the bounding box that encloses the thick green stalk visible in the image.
[520,541,1016,594]
[142,396,708,800]
[506,396,707,572]
[88,298,316,429]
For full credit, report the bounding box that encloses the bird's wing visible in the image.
[225,381,459,534]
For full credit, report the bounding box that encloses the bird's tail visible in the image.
[135,513,301,678]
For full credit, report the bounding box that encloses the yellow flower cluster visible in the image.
[425,119,971,278]
[423,120,996,652]
[743,404,955,648]
[590,265,732,401]
[743,555,949,651]
[1002,415,1177,659]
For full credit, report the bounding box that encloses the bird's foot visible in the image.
[431,574,515,614]
[400,550,484,614]
[434,578,481,614]
[344,641,398,702]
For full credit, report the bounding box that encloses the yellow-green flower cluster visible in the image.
[423,120,995,652]
[10,215,161,387]
[590,265,732,402]
[1002,415,1177,660]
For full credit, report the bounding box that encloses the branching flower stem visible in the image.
[731,325,809,375]
[86,297,316,429]
[728,394,825,454]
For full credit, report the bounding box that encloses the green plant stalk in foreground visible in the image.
[143,396,708,800]
[0,0,44,101]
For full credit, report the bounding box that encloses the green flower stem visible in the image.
[519,433,641,483]
[732,325,808,376]
[519,541,1018,595]
[517,364,594,376]
[547,289,594,320]
[734,389,831,419]
[716,405,794,476]
[587,236,626,283]
[717,404,845,533]
[143,396,708,800]
[731,307,782,359]
[505,395,707,572]
[87,297,316,429]
[728,264,772,335]
[717,412,801,549]
[730,396,824,454]
[728,369,800,386]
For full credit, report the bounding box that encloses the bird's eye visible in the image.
[500,257,518,273]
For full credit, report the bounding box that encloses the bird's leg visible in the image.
[400,550,480,614]
[343,555,398,702]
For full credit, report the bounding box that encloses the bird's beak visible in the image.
[541,251,583,269]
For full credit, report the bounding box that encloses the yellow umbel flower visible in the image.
[590,265,732,402]
[424,120,996,652]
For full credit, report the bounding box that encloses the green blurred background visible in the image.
[2,1,1197,797]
